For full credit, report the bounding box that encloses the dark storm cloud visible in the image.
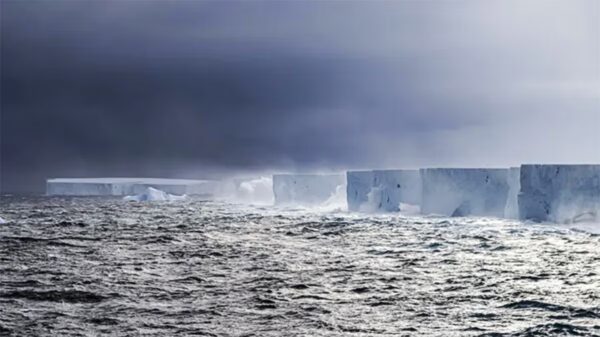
[1,0,599,193]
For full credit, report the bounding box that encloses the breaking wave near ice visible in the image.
[0,196,599,336]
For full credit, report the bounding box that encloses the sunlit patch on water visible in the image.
[0,196,599,336]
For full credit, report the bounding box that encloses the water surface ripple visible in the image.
[0,196,599,336]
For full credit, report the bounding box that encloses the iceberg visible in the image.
[46,178,217,197]
[346,171,374,211]
[374,170,421,212]
[123,187,187,202]
[420,168,510,217]
[272,174,345,206]
[0,217,7,224]
[504,167,521,219]
[346,170,421,212]
[518,165,600,222]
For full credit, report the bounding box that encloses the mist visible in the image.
[1,0,599,193]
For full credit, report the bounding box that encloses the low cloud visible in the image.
[1,0,598,192]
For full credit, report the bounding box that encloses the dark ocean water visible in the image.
[0,196,599,336]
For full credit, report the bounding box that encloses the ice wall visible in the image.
[273,174,345,206]
[346,170,421,212]
[518,165,600,222]
[123,187,187,202]
[374,170,421,211]
[47,179,134,196]
[346,171,374,211]
[504,167,521,219]
[46,178,217,197]
[420,168,510,217]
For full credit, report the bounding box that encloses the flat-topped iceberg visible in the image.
[421,168,510,217]
[346,170,421,212]
[518,165,600,222]
[346,171,374,211]
[46,178,217,197]
[504,167,521,219]
[123,187,186,202]
[273,173,345,206]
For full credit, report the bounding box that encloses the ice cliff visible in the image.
[421,168,510,217]
[504,167,521,219]
[518,165,600,222]
[123,187,187,202]
[46,178,217,197]
[346,170,421,212]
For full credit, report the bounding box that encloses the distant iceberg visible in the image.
[46,178,217,197]
[504,167,521,219]
[421,168,510,217]
[519,165,600,223]
[123,187,187,202]
[346,170,421,212]
[0,217,7,224]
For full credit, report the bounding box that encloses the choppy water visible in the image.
[0,196,599,336]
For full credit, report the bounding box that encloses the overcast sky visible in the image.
[1,0,599,193]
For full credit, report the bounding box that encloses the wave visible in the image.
[216,176,274,205]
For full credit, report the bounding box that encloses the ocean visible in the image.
[0,196,598,336]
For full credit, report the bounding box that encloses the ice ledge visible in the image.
[421,168,510,217]
[518,164,600,223]
[346,169,421,212]
[46,177,217,196]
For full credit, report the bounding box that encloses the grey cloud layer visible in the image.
[1,0,599,192]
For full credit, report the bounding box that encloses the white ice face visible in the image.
[519,165,600,223]
[346,170,421,213]
[346,171,374,212]
[420,168,510,217]
[504,167,521,219]
[123,187,187,202]
[46,178,217,196]
[373,170,421,212]
[272,174,345,206]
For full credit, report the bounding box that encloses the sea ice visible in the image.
[518,165,600,222]
[420,168,510,217]
[346,170,421,212]
[272,174,345,206]
[123,187,187,202]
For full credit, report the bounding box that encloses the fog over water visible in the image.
[2,0,599,193]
